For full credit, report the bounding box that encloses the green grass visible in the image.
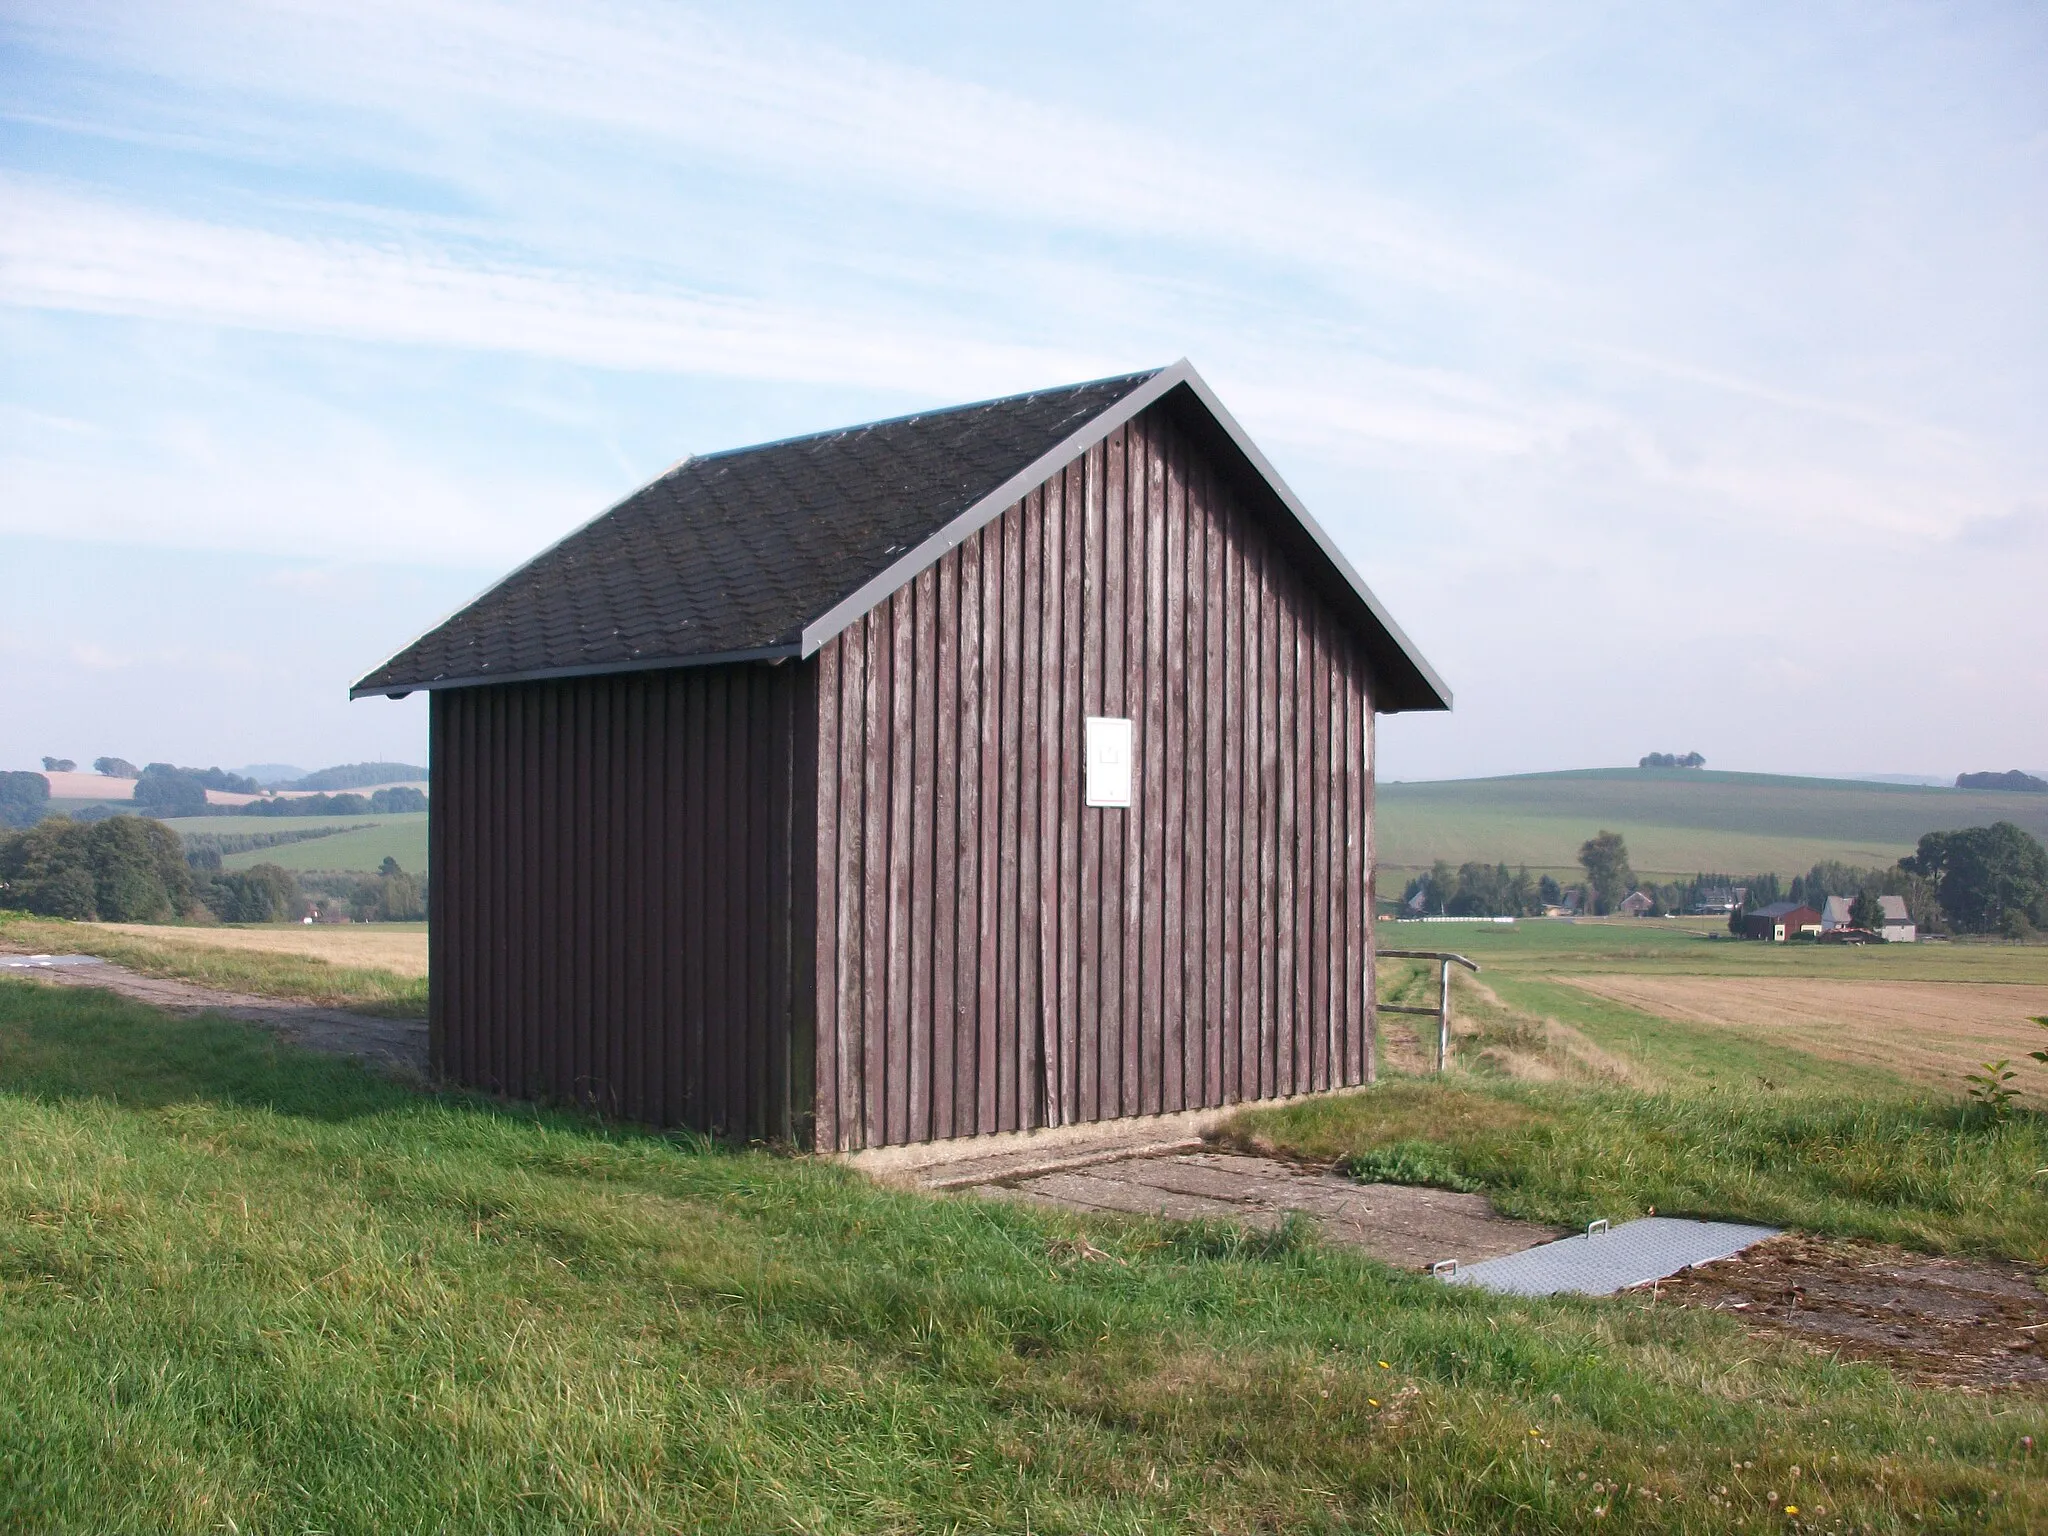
[1231,1077,2048,1261]
[220,817,429,874]
[1378,767,2048,878]
[0,913,426,1018]
[158,812,430,874]
[3,980,2044,1532]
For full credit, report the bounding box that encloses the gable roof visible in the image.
[1754,901,1818,920]
[1878,895,1911,923]
[352,360,1450,711]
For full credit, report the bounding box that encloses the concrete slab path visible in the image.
[902,1138,1561,1273]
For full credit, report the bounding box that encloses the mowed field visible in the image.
[1562,973,2048,1091]
[160,812,429,874]
[1377,766,2048,878]
[1381,915,2048,1100]
[88,921,429,977]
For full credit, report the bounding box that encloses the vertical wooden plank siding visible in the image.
[430,660,811,1141]
[812,403,1379,1149]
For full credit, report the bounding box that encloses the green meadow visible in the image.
[3,971,2045,1533]
[159,812,431,875]
[1377,767,2048,879]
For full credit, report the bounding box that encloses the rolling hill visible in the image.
[1377,768,2048,880]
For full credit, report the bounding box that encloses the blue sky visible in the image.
[2,1,2043,781]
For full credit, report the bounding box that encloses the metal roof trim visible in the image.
[796,359,1451,713]
[1169,366,1451,713]
[348,642,802,699]
[795,364,1178,658]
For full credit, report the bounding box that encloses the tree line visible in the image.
[125,762,426,819]
[1398,821,2048,938]
[1,818,427,925]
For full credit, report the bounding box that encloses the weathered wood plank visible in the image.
[1099,425,1127,1119]
[1077,440,1105,1125]
[976,522,1003,1136]
[1017,487,1044,1130]
[931,550,960,1143]
[1057,459,1084,1126]
[956,531,985,1137]
[908,566,938,1143]
[885,590,917,1145]
[1160,420,1187,1115]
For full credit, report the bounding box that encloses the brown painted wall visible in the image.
[430,664,814,1141]
[811,402,1378,1152]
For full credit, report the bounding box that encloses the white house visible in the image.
[1878,894,1916,943]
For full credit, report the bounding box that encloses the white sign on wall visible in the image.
[1084,717,1134,808]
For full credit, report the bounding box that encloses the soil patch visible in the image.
[1654,1232,2048,1389]
[1562,974,2048,1090]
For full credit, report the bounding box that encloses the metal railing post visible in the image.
[1377,949,1480,1077]
[1438,957,1452,1073]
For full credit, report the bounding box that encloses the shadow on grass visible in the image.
[0,979,703,1156]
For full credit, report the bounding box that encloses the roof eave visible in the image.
[348,641,803,699]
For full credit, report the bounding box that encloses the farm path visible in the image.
[1,952,428,1074]
[1561,974,2048,1091]
[880,1130,1560,1272]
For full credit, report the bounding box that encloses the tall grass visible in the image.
[4,979,2044,1532]
[1229,1077,2048,1261]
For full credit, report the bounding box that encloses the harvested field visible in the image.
[88,922,429,977]
[1560,974,2048,1090]
[1655,1233,2048,1389]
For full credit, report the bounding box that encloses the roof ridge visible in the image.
[685,366,1166,467]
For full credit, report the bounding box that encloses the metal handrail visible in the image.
[1376,949,1479,1073]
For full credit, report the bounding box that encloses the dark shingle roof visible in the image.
[353,370,1159,696]
[352,361,1451,711]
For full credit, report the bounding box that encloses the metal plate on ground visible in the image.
[0,954,106,969]
[1445,1217,1780,1297]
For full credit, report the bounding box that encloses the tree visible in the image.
[41,757,75,773]
[133,765,209,819]
[88,816,196,921]
[199,863,302,924]
[1578,830,1633,915]
[93,757,138,778]
[0,771,50,830]
[1902,822,2048,935]
[1849,890,1882,931]
[1538,874,1562,906]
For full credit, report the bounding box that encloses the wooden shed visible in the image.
[353,362,1449,1150]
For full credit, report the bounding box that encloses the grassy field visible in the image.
[88,921,430,978]
[0,914,426,1016]
[3,980,2044,1533]
[1377,767,2048,879]
[1253,918,2048,1258]
[158,812,430,874]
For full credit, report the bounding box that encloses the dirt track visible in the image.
[1,955,427,1074]
[1562,974,2048,1089]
